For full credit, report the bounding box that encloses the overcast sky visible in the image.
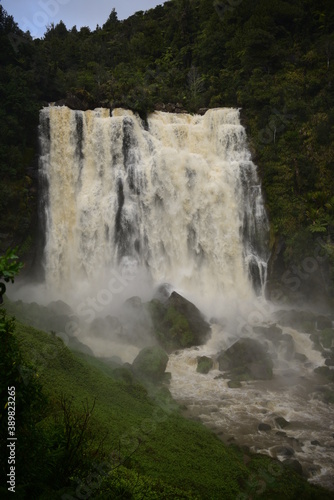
[1,0,164,38]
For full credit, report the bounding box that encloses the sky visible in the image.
[1,0,164,38]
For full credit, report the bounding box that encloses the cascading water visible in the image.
[37,105,334,491]
[39,105,269,308]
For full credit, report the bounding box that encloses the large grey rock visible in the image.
[217,338,273,380]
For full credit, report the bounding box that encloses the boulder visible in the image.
[258,423,272,431]
[274,309,317,332]
[227,380,242,388]
[314,366,334,382]
[273,446,294,457]
[132,346,169,382]
[147,292,211,351]
[217,338,273,380]
[275,416,289,429]
[165,292,211,347]
[276,431,287,437]
[253,324,283,344]
[314,386,334,404]
[319,328,334,348]
[196,356,213,374]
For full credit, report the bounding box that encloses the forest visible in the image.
[1,0,334,303]
[1,0,334,497]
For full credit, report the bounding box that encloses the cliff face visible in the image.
[267,236,334,309]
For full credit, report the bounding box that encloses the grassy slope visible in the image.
[12,318,334,499]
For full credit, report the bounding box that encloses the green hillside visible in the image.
[1,302,333,498]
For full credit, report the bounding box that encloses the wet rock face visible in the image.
[217,338,273,381]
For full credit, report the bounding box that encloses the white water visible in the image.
[167,322,334,490]
[39,106,269,312]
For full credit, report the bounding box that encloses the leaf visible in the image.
[309,225,327,233]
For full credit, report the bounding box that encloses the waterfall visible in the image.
[39,106,269,309]
[33,106,334,493]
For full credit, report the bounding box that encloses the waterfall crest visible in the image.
[39,106,269,309]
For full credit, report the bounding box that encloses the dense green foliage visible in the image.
[0,8,40,254]
[0,1,333,280]
[0,247,23,283]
